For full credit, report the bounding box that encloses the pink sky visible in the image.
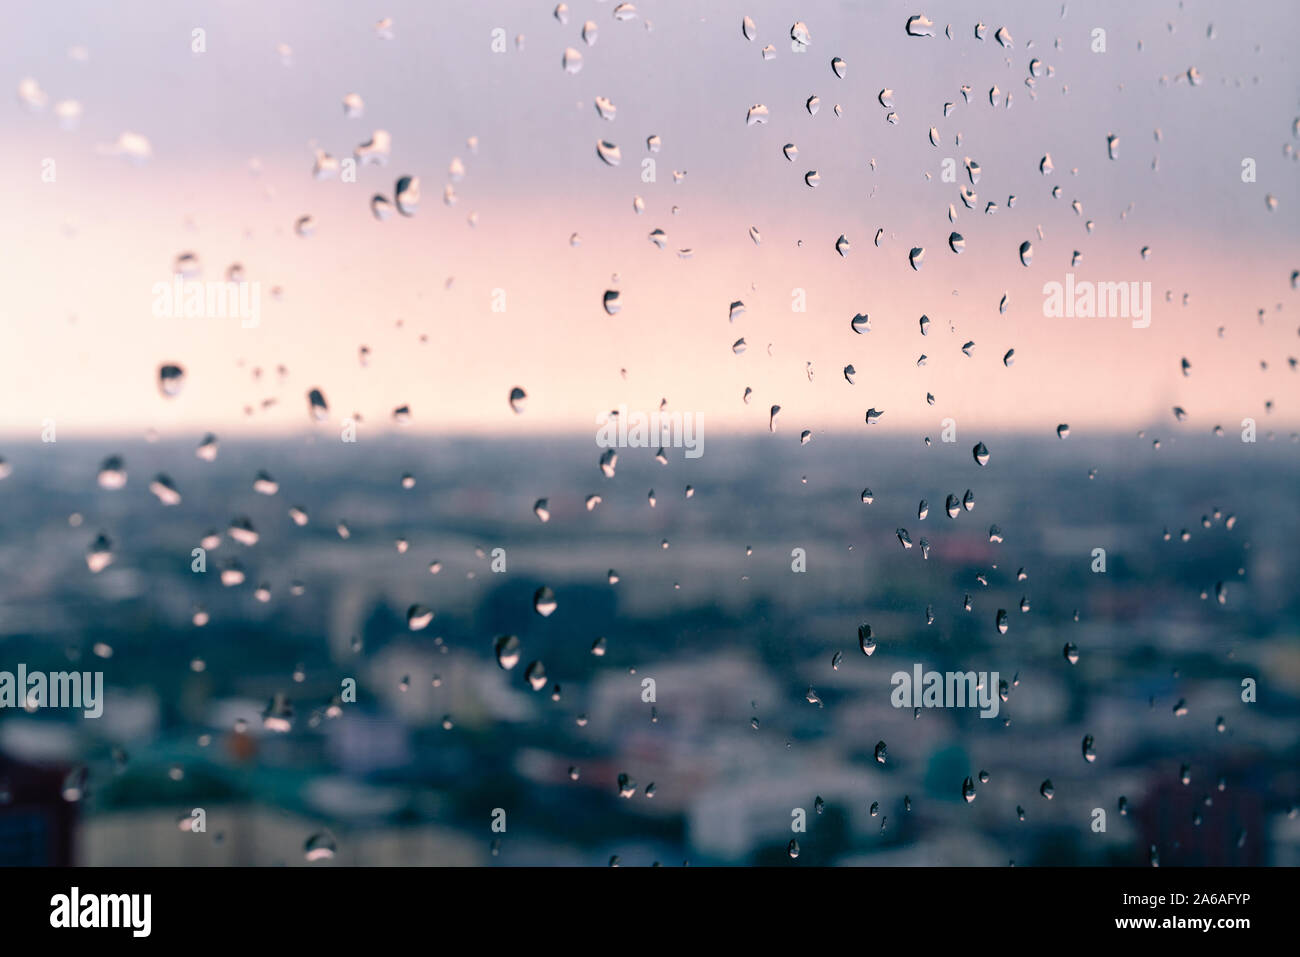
[2,0,1295,438]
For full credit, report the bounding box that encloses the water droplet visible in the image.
[599,449,617,478]
[596,140,621,165]
[304,831,337,861]
[395,175,420,216]
[495,635,520,670]
[149,474,181,506]
[86,534,114,573]
[97,455,127,489]
[263,694,294,732]
[355,130,391,166]
[253,471,278,495]
[534,586,557,617]
[196,433,219,461]
[906,15,935,37]
[617,772,637,798]
[307,388,329,422]
[525,660,547,691]
[858,623,876,655]
[62,766,87,802]
[158,363,185,397]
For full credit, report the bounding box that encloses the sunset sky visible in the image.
[2,0,1296,439]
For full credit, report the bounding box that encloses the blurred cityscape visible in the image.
[0,431,1297,866]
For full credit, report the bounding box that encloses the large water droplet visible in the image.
[906,15,935,37]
